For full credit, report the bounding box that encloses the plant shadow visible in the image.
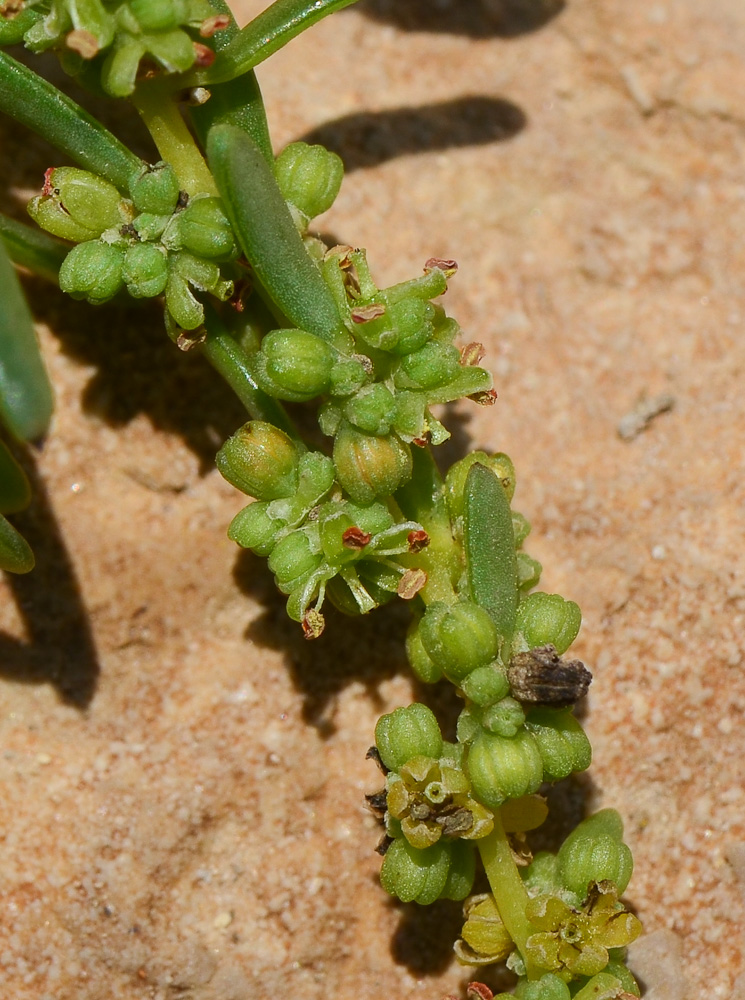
[300,96,526,173]
[357,0,565,38]
[0,441,100,707]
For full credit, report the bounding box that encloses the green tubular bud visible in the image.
[333,423,412,506]
[259,329,335,401]
[481,697,526,738]
[395,342,460,389]
[267,530,322,590]
[375,703,443,772]
[466,729,544,810]
[227,501,286,557]
[557,811,634,897]
[514,593,582,655]
[28,195,101,244]
[129,0,182,32]
[517,552,542,593]
[329,357,369,397]
[133,212,170,242]
[440,840,476,901]
[405,618,443,684]
[461,664,510,707]
[0,513,34,574]
[445,451,516,519]
[130,162,180,215]
[344,383,396,436]
[524,708,592,781]
[146,27,198,73]
[419,601,500,682]
[216,421,300,500]
[387,297,435,355]
[164,196,236,259]
[379,838,451,905]
[514,972,571,1000]
[59,241,124,304]
[604,961,641,996]
[521,851,562,897]
[457,893,514,966]
[274,141,344,222]
[122,243,168,298]
[33,168,123,240]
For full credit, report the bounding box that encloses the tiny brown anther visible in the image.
[342,526,372,549]
[302,608,325,639]
[176,329,206,352]
[66,29,99,58]
[469,389,498,406]
[460,342,485,366]
[0,1,25,17]
[407,529,430,553]
[397,567,427,600]
[200,13,231,36]
[466,984,494,1000]
[192,42,215,67]
[351,302,386,324]
[412,436,428,448]
[324,244,355,267]
[42,168,55,197]
[424,257,458,276]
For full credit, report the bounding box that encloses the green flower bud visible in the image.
[571,972,634,1000]
[456,707,481,745]
[216,421,300,500]
[460,664,510,707]
[344,383,396,435]
[132,212,170,242]
[59,240,124,304]
[557,810,634,898]
[456,893,514,966]
[258,329,336,401]
[129,0,181,32]
[445,451,516,519]
[466,729,544,810]
[514,593,582,655]
[227,501,286,557]
[524,708,592,781]
[145,26,198,74]
[514,973,571,1000]
[164,252,232,330]
[481,697,526,738]
[375,703,443,772]
[392,390,427,440]
[395,342,461,389]
[333,423,412,506]
[329,357,369,397]
[122,242,168,298]
[419,601,500,682]
[163,196,236,259]
[521,851,562,897]
[603,961,641,997]
[517,552,542,593]
[275,141,344,222]
[513,510,531,547]
[353,297,434,354]
[29,168,124,242]
[101,37,147,98]
[380,838,472,905]
[405,618,443,684]
[318,508,363,565]
[294,452,336,507]
[130,161,180,215]
[267,530,322,592]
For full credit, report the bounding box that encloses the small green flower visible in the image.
[513,593,582,656]
[524,882,642,982]
[386,755,494,849]
[454,893,514,966]
[274,141,344,227]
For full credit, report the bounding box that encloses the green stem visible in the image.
[133,81,217,196]
[0,214,67,284]
[182,0,362,87]
[201,305,302,443]
[0,51,142,194]
[478,811,542,981]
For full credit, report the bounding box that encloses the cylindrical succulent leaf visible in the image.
[445,451,516,518]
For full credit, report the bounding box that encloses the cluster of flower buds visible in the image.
[28,164,236,327]
[217,420,434,634]
[453,811,640,993]
[5,0,228,95]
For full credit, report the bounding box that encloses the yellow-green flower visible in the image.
[386,755,494,849]
[454,893,514,966]
[524,881,641,982]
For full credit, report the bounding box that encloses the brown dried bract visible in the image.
[350,303,386,323]
[469,388,498,406]
[192,42,215,68]
[508,644,592,706]
[66,29,99,58]
[200,13,231,37]
[324,244,354,267]
[424,257,458,276]
[407,529,430,553]
[460,342,485,366]
[176,329,207,352]
[466,985,494,1000]
[397,568,427,599]
[342,526,371,549]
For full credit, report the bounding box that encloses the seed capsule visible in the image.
[122,243,168,298]
[419,601,500,683]
[130,161,180,215]
[163,196,235,259]
[274,141,344,223]
[465,729,544,810]
[514,593,582,655]
[556,810,633,897]
[59,241,124,305]
[333,423,412,506]
[524,707,592,781]
[258,328,336,401]
[216,421,300,500]
[380,837,474,905]
[375,703,443,772]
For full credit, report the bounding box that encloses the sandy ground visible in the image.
[1,0,745,997]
